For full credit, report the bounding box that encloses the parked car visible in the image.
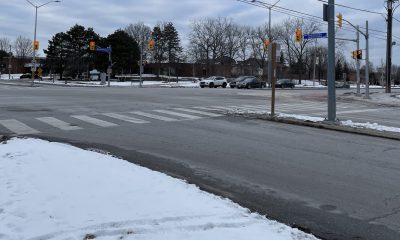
[19,73,41,79]
[335,81,350,88]
[229,76,253,88]
[200,76,228,88]
[275,79,295,89]
[236,77,266,89]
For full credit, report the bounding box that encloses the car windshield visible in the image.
[235,76,250,82]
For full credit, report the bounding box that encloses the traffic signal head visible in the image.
[337,13,343,28]
[263,39,270,49]
[295,29,302,42]
[33,40,39,51]
[148,39,155,50]
[89,40,96,51]
[356,50,362,60]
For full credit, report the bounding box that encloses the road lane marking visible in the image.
[71,115,118,127]
[337,109,381,114]
[36,117,82,131]
[0,119,40,135]
[129,111,179,122]
[102,113,150,124]
[153,110,203,120]
[174,108,223,117]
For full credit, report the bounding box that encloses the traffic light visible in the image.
[352,50,362,60]
[356,50,362,60]
[337,13,343,28]
[295,28,302,42]
[148,39,155,50]
[263,39,270,49]
[33,40,39,51]
[89,40,96,51]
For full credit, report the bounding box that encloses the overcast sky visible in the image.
[0,0,398,66]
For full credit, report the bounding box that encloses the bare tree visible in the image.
[278,18,320,82]
[0,37,11,52]
[13,36,33,58]
[125,22,152,62]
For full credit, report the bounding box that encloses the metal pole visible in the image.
[327,0,336,121]
[8,45,11,80]
[108,46,111,87]
[386,0,393,93]
[365,21,370,99]
[271,43,277,116]
[267,7,272,88]
[139,34,143,88]
[31,6,38,87]
[356,25,361,96]
[313,39,317,86]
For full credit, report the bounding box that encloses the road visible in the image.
[0,84,399,240]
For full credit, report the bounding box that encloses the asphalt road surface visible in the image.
[0,84,399,240]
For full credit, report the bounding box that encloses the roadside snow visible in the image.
[0,74,23,80]
[277,113,325,122]
[34,80,200,88]
[341,120,400,133]
[0,138,318,240]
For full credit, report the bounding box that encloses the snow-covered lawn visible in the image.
[34,80,200,88]
[0,138,318,240]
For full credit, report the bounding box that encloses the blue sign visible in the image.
[96,47,112,54]
[303,33,327,40]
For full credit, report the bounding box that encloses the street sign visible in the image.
[24,63,41,67]
[303,32,328,40]
[96,47,112,54]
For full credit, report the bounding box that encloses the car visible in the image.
[19,73,41,79]
[275,79,295,89]
[229,76,253,88]
[199,76,228,88]
[236,77,266,89]
[335,81,350,88]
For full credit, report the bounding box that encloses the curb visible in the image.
[229,112,400,141]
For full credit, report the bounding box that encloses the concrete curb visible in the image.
[229,112,400,141]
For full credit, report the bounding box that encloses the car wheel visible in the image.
[200,86,204,88]
[209,83,214,88]
[247,84,251,89]
[222,82,227,88]
[230,85,235,88]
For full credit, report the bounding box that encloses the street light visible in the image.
[25,0,61,86]
[251,0,281,87]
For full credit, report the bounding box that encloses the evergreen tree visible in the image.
[163,22,182,63]
[106,30,140,74]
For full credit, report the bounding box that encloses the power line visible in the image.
[316,0,384,15]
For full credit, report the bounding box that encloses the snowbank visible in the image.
[0,138,318,240]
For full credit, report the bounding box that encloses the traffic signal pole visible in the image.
[327,0,336,121]
[356,25,361,96]
[386,0,395,93]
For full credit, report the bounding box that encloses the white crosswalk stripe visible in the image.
[36,117,82,131]
[102,113,150,124]
[173,108,223,117]
[129,111,179,122]
[153,110,203,120]
[0,119,40,135]
[71,115,118,127]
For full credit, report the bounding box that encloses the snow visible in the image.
[0,138,318,240]
[277,113,325,122]
[0,74,23,80]
[341,120,400,133]
[293,80,326,88]
[34,80,200,88]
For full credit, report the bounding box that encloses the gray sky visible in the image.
[0,0,398,67]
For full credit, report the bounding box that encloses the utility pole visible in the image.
[385,0,396,93]
[365,21,370,99]
[356,26,361,96]
[327,0,336,121]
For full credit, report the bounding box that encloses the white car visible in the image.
[199,76,228,88]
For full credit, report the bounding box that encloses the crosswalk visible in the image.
[0,102,381,136]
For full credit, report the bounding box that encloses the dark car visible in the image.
[275,79,295,89]
[236,77,266,89]
[229,76,253,88]
[19,73,41,79]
